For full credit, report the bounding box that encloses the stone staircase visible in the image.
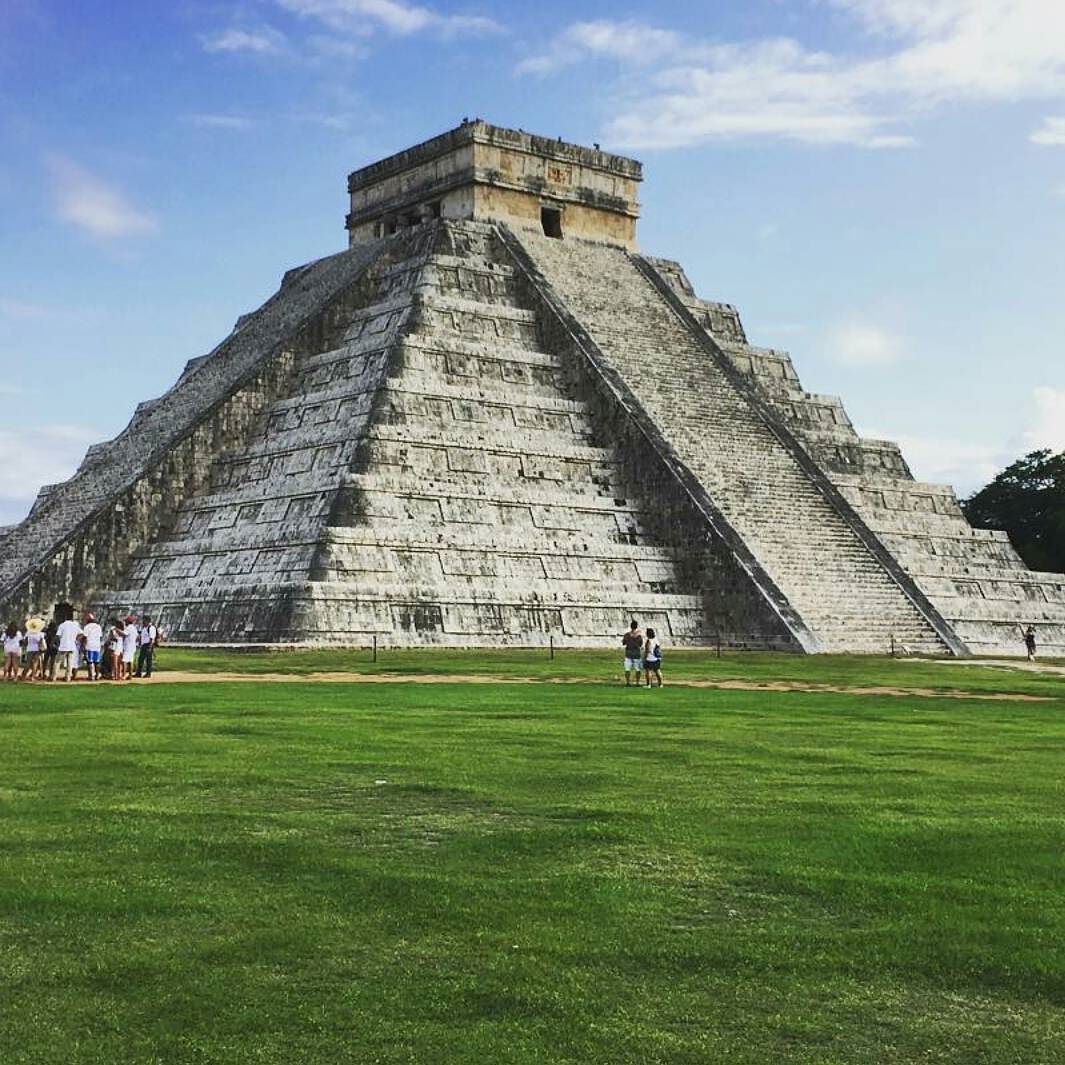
[304,227,712,645]
[645,255,1065,657]
[513,231,953,654]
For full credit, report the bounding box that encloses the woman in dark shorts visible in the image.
[643,627,663,688]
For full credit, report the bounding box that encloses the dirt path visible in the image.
[939,658,1065,677]
[137,671,1054,701]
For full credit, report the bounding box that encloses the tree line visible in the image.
[962,449,1065,574]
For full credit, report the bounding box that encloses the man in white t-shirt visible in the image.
[135,616,157,678]
[55,617,82,683]
[82,613,103,681]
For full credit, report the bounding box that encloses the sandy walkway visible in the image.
[137,671,1054,701]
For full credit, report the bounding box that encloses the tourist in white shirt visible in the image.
[82,613,104,681]
[3,622,22,681]
[121,616,138,680]
[55,616,82,683]
[135,615,157,678]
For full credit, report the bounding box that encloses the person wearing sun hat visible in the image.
[19,616,46,681]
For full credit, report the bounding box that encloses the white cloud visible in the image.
[1030,116,1065,145]
[872,385,1065,495]
[276,0,501,38]
[48,157,158,240]
[183,113,258,130]
[825,319,903,366]
[1020,385,1065,451]
[516,20,687,75]
[522,2,1065,149]
[0,425,101,526]
[200,27,286,54]
[884,431,1008,494]
[0,298,49,320]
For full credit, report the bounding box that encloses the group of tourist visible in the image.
[2,612,160,683]
[620,619,663,687]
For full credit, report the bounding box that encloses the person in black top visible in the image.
[42,618,59,681]
[621,619,644,687]
[1023,625,1037,661]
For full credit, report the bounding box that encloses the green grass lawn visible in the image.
[157,644,1065,699]
[1,665,1063,1063]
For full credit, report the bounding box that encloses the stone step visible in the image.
[345,472,651,522]
[363,422,615,464]
[379,374,585,413]
[517,230,949,652]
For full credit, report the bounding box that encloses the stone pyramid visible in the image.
[2,121,1062,655]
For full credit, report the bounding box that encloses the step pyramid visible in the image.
[3,121,1061,654]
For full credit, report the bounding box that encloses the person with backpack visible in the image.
[643,627,663,688]
[42,617,59,681]
[135,616,158,678]
[620,619,644,687]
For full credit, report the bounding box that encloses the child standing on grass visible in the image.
[4,622,23,681]
[643,627,663,688]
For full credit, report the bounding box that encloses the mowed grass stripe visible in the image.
[0,681,1063,1064]
[154,645,1065,700]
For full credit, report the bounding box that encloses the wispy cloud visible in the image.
[825,319,904,367]
[1020,385,1065,451]
[521,2,1065,150]
[516,20,686,76]
[0,297,50,320]
[200,26,286,54]
[276,0,502,39]
[1030,116,1065,145]
[885,431,1008,494]
[0,424,101,526]
[873,385,1065,494]
[48,157,158,240]
[183,113,258,130]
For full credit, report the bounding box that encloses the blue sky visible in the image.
[1,0,1064,524]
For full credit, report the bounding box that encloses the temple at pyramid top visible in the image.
[346,119,643,248]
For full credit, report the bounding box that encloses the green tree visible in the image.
[962,449,1065,573]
